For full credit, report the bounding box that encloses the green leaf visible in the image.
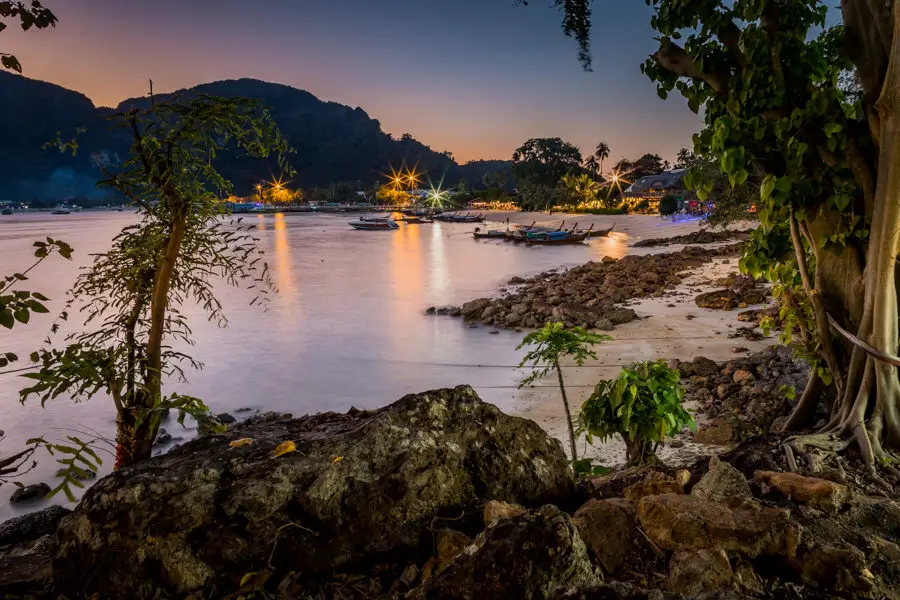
[14,309,30,324]
[1,54,22,73]
[0,309,13,329]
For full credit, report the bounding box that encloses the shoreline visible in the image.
[510,254,773,468]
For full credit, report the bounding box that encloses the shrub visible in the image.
[659,195,678,216]
[633,199,652,213]
[578,360,694,466]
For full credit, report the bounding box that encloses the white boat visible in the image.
[51,205,71,215]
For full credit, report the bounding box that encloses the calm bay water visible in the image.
[0,211,627,519]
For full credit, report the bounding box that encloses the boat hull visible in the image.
[349,221,398,230]
[525,233,589,245]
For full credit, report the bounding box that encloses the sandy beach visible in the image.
[484,211,768,468]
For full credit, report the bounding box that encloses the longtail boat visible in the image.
[526,224,593,245]
[349,217,399,230]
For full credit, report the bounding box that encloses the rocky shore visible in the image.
[632,229,754,248]
[432,244,744,331]
[4,384,900,599]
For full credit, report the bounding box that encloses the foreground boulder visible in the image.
[408,505,597,599]
[0,506,70,597]
[54,386,574,598]
[637,494,799,558]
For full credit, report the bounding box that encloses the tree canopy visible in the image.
[511,137,583,188]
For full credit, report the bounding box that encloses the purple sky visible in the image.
[7,0,704,163]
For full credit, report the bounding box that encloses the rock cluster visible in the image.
[695,274,769,310]
[675,347,810,444]
[632,229,754,248]
[444,244,743,330]
[6,378,900,600]
[51,386,574,599]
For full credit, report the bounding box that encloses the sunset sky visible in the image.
[6,0,703,164]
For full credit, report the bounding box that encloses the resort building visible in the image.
[622,169,700,213]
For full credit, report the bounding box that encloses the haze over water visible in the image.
[0,211,627,519]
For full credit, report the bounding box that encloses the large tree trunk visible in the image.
[785,5,900,467]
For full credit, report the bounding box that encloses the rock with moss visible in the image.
[53,385,574,599]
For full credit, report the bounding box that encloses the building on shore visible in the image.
[622,169,701,213]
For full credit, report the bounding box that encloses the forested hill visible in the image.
[0,73,509,201]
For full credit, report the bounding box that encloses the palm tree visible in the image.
[595,142,610,175]
[583,155,600,177]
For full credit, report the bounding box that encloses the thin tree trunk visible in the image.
[554,359,578,462]
[116,207,187,467]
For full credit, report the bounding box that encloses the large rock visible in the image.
[408,505,597,599]
[666,549,733,595]
[572,498,640,576]
[0,506,69,548]
[754,470,851,513]
[0,506,69,598]
[637,494,800,558]
[695,289,741,310]
[53,386,574,598]
[462,298,492,318]
[690,456,752,504]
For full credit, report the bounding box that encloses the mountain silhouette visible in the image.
[0,72,510,202]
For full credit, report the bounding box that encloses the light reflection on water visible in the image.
[0,211,626,518]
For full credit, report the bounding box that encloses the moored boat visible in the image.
[526,224,593,245]
[404,216,433,224]
[525,231,589,245]
[579,223,615,238]
[349,217,399,230]
[472,227,507,239]
[434,212,485,223]
[51,205,71,215]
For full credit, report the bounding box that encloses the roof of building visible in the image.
[624,169,687,195]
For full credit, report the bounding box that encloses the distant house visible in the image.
[622,169,699,213]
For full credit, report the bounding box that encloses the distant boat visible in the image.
[472,227,507,239]
[434,213,485,223]
[404,216,433,224]
[51,205,71,215]
[349,217,399,230]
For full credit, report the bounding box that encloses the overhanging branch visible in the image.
[655,39,730,95]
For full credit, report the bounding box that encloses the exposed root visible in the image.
[782,443,799,472]
[782,371,824,432]
[785,432,851,454]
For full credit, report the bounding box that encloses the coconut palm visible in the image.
[583,155,600,177]
[594,142,610,175]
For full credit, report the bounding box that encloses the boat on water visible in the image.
[404,216,433,224]
[472,226,508,239]
[349,217,399,230]
[434,212,485,223]
[51,205,71,215]
[1,208,12,215]
[579,223,615,238]
[526,224,593,245]
[504,221,566,242]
